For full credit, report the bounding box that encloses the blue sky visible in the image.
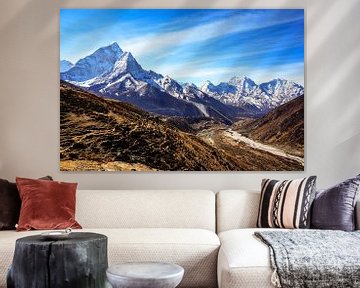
[60,9,304,85]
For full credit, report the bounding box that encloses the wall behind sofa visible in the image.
[0,0,359,191]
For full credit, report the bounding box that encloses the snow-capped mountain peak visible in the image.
[200,80,217,93]
[228,76,257,91]
[201,79,236,96]
[60,60,74,72]
[60,42,123,82]
[158,75,184,98]
[61,42,303,115]
[163,75,173,82]
[108,42,123,54]
[112,52,142,75]
[260,78,287,90]
[184,82,198,88]
[200,75,303,112]
[201,80,213,86]
[259,78,304,99]
[90,42,123,62]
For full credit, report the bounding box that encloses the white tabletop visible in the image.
[107,262,184,280]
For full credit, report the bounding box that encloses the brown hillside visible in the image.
[234,96,304,157]
[60,82,239,171]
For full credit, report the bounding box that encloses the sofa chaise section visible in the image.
[216,189,360,288]
[216,190,273,288]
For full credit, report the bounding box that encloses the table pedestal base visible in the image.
[7,232,108,288]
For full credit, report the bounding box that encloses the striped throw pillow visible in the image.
[257,176,317,229]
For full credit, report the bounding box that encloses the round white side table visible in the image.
[106,262,184,288]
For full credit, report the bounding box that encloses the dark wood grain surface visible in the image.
[7,232,108,288]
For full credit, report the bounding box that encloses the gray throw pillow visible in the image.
[311,174,360,231]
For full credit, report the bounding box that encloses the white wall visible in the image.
[0,0,359,190]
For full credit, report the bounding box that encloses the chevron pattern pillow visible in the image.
[257,176,317,229]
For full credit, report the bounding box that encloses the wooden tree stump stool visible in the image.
[7,232,108,288]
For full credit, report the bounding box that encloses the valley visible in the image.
[197,127,303,169]
[224,129,304,166]
[60,82,304,171]
[196,127,303,171]
[60,82,239,171]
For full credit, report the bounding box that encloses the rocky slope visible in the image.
[234,95,304,156]
[60,81,239,171]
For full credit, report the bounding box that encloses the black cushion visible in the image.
[0,179,21,230]
[0,176,53,230]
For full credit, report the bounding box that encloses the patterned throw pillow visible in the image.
[257,176,317,229]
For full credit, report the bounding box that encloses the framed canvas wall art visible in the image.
[60,9,304,171]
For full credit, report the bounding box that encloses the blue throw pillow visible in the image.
[311,174,360,231]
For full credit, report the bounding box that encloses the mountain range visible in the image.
[60,42,304,120]
[200,76,304,111]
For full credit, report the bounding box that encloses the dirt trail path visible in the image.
[224,129,304,166]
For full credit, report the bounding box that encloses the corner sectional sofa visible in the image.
[0,189,359,288]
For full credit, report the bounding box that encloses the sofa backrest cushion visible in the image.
[217,190,360,232]
[216,190,260,233]
[76,190,216,231]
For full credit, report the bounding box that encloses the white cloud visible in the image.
[119,12,303,60]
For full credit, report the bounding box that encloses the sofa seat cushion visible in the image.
[0,228,219,288]
[218,228,282,288]
[102,228,220,288]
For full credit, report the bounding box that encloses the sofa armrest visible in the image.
[356,201,360,230]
